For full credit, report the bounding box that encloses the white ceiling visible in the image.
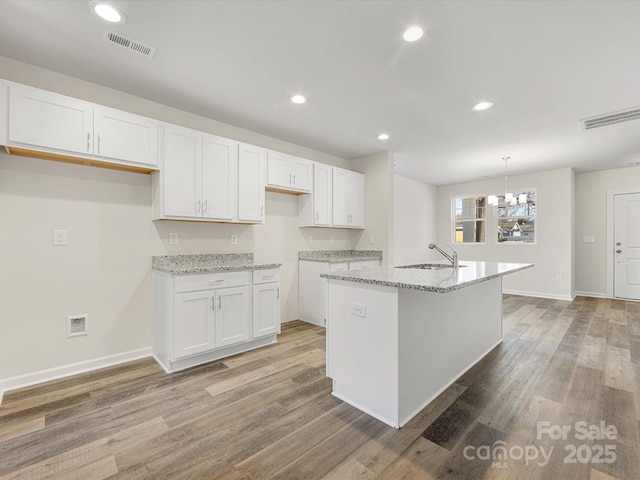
[1,0,640,185]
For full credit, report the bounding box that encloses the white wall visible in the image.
[436,168,575,300]
[574,166,640,296]
[352,151,394,266]
[393,174,440,266]
[0,56,357,385]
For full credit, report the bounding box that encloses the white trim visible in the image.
[502,289,574,301]
[0,347,152,405]
[574,290,608,299]
[607,188,640,299]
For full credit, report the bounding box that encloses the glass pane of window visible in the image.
[453,195,487,243]
[497,218,535,243]
[455,220,486,243]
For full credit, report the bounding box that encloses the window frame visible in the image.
[451,194,488,245]
[493,188,537,245]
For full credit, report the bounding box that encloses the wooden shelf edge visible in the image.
[4,146,158,175]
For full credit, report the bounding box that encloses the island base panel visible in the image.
[327,277,503,428]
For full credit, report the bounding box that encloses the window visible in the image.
[453,195,486,243]
[495,190,536,244]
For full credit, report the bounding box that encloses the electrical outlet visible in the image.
[52,229,67,246]
[555,275,563,283]
[369,235,375,244]
[230,234,238,245]
[66,314,88,338]
[307,235,313,244]
[169,232,179,245]
[351,302,367,318]
[330,236,335,243]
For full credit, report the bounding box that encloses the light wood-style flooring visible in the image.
[1,295,639,479]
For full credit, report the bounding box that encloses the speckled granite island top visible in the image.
[299,250,382,263]
[152,253,281,274]
[321,261,533,293]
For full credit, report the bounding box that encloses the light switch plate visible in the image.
[582,235,595,243]
[230,234,238,245]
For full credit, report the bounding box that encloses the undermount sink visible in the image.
[396,263,468,270]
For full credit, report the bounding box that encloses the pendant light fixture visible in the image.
[488,157,526,207]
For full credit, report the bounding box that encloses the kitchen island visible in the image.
[322,261,533,428]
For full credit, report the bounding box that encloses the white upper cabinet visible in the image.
[153,126,265,224]
[161,124,202,218]
[332,167,365,229]
[8,83,93,155]
[6,82,159,169]
[202,134,238,221]
[93,106,158,166]
[238,143,266,223]
[299,164,365,229]
[0,79,8,146]
[157,125,241,222]
[266,150,312,193]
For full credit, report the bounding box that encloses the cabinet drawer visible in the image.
[174,271,249,293]
[253,268,280,284]
[348,260,381,271]
[330,263,349,273]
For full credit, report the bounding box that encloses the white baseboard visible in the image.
[502,289,574,301]
[573,291,608,299]
[0,347,152,406]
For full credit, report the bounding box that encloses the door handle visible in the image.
[217,295,222,310]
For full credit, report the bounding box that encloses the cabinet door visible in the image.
[8,83,93,155]
[215,286,251,348]
[93,106,158,166]
[348,172,366,228]
[238,143,266,223]
[253,283,281,337]
[332,168,349,227]
[202,134,238,220]
[313,163,332,225]
[290,156,312,192]
[174,290,215,359]
[0,80,7,146]
[266,151,291,188]
[163,124,202,217]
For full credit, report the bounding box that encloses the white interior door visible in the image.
[614,192,640,300]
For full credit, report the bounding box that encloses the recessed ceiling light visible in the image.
[377,133,389,140]
[90,2,127,25]
[402,26,425,42]
[472,101,494,111]
[291,94,306,104]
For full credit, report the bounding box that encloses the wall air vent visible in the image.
[580,107,640,131]
[103,30,156,58]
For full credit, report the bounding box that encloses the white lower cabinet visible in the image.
[174,290,216,359]
[154,268,280,373]
[298,258,380,327]
[252,268,281,337]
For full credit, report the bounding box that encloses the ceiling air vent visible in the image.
[103,30,156,58]
[580,107,640,131]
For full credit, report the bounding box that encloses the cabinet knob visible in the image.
[616,249,622,253]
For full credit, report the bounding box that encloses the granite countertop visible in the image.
[299,250,383,263]
[321,261,533,293]
[152,253,281,274]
